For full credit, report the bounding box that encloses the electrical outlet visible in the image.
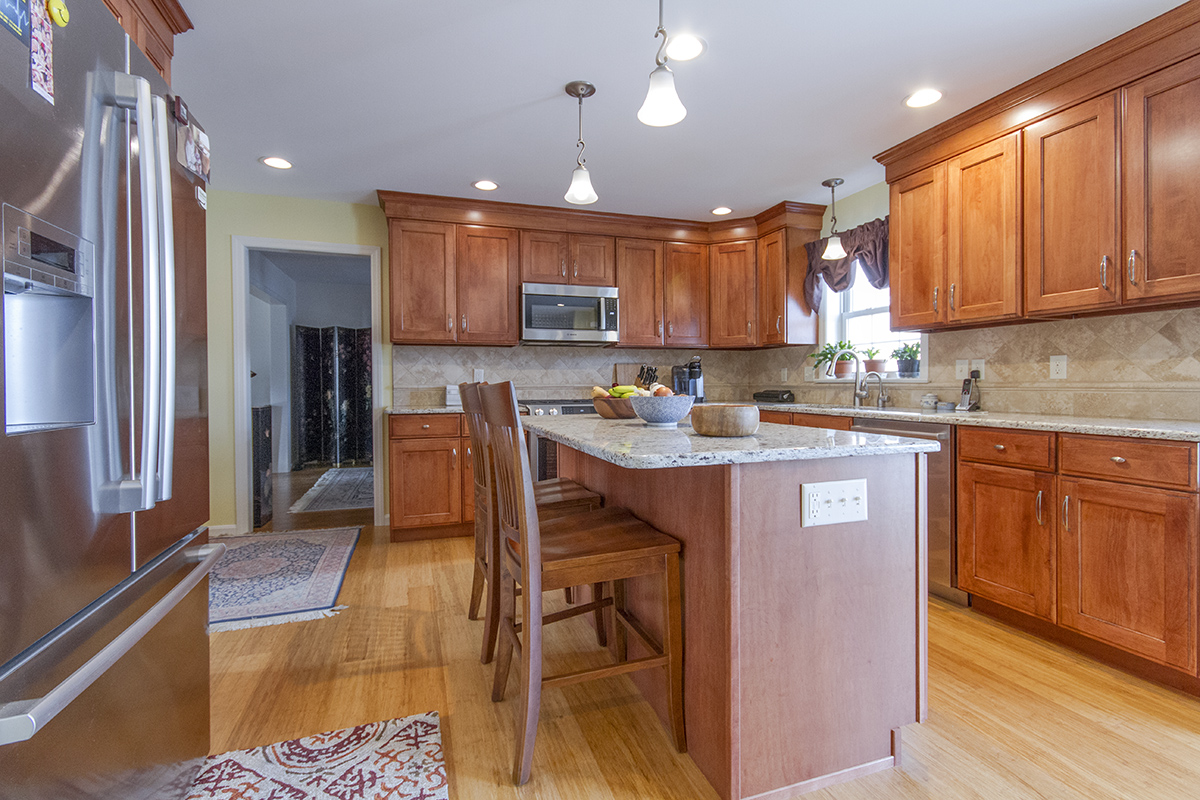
[473,368,485,382]
[970,359,986,380]
[780,367,788,382]
[801,479,869,527]
[1049,355,1067,380]
[956,359,970,380]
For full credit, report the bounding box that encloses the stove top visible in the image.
[520,398,597,416]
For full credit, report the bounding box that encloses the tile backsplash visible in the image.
[393,307,1200,422]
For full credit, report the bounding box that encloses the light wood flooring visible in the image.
[252,466,374,533]
[211,520,1200,799]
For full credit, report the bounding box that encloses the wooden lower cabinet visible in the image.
[389,437,461,528]
[957,462,1056,620]
[789,412,852,431]
[1058,478,1198,671]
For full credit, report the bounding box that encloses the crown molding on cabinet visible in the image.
[147,0,193,34]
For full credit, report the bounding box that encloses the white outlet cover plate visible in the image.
[801,478,868,527]
[969,359,986,380]
[1049,355,1068,379]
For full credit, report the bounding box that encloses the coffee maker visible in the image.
[672,356,705,402]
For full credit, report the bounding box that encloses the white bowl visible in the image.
[630,394,695,428]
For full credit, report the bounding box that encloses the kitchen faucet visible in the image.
[825,348,869,407]
[863,371,889,408]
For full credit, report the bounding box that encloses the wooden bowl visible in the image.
[593,396,638,419]
[690,404,760,437]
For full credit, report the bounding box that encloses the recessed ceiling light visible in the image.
[711,206,732,216]
[259,156,292,169]
[666,34,707,61]
[905,88,943,108]
[473,180,498,191]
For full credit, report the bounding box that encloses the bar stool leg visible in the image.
[492,564,517,703]
[592,582,607,647]
[514,579,544,785]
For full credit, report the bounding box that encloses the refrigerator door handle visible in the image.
[151,96,176,501]
[0,543,225,747]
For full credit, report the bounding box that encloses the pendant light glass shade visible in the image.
[637,64,687,127]
[564,164,598,205]
[821,234,847,260]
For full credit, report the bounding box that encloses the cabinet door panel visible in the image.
[390,438,462,528]
[1123,55,1200,304]
[890,164,947,329]
[1024,95,1120,314]
[616,238,664,347]
[957,462,1056,620]
[1058,478,1197,671]
[520,230,569,284]
[663,242,708,346]
[757,230,786,346]
[570,234,616,286]
[947,132,1021,323]
[709,240,757,347]
[391,220,456,343]
[456,225,519,344]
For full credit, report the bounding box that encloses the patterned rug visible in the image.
[290,467,375,513]
[185,712,448,800]
[209,528,359,632]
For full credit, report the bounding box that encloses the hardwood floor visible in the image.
[210,525,1200,799]
[253,466,374,532]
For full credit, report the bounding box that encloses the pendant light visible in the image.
[564,81,599,205]
[821,178,848,260]
[637,0,687,127]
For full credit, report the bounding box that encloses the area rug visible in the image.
[209,527,360,633]
[185,712,448,800]
[290,467,375,513]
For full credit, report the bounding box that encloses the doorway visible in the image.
[231,237,385,534]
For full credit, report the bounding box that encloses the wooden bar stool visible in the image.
[478,381,685,785]
[460,382,602,665]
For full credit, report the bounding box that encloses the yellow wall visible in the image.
[206,190,389,526]
[820,181,888,236]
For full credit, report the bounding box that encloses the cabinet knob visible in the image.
[1128,250,1138,285]
[422,424,430,429]
[993,444,1006,451]
[1111,456,1127,464]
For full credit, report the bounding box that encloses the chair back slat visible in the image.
[459,382,492,494]
[478,382,542,596]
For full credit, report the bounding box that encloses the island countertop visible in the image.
[523,415,939,470]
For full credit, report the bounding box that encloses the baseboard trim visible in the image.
[742,755,895,800]
[207,524,239,538]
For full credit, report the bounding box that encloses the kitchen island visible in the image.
[523,416,940,800]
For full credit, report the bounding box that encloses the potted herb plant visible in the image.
[861,347,886,374]
[810,341,858,378]
[892,342,921,378]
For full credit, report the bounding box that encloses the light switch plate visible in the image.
[956,359,970,380]
[801,479,868,527]
[970,359,986,380]
[780,367,788,382]
[473,368,485,382]
[1050,355,1067,380]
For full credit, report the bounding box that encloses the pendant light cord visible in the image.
[654,0,668,67]
[828,184,838,234]
[576,96,587,168]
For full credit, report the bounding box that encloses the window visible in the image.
[817,259,924,379]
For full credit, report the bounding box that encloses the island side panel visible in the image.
[736,453,921,799]
[558,447,739,800]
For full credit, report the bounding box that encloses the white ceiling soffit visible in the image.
[171,0,1184,221]
[251,250,371,286]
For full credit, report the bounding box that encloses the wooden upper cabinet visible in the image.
[663,242,708,347]
[946,132,1022,323]
[616,238,665,347]
[570,234,616,286]
[890,163,947,330]
[390,220,456,343]
[103,0,191,83]
[709,240,758,347]
[757,230,787,346]
[456,225,519,344]
[1023,95,1120,315]
[520,230,569,284]
[1122,54,1200,305]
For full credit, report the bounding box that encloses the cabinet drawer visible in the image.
[958,427,1055,470]
[390,414,462,439]
[1059,434,1197,491]
[790,413,853,431]
[759,410,793,425]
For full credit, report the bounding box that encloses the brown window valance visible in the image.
[802,216,889,310]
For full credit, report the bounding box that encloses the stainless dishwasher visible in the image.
[851,417,967,605]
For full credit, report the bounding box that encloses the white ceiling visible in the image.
[171,0,1183,222]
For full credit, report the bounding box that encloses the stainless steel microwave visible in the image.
[521,282,618,344]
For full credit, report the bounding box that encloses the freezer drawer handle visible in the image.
[0,543,225,747]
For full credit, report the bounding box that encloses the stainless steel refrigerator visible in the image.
[0,3,216,797]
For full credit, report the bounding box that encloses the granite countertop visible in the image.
[522,416,939,470]
[388,406,464,415]
[756,403,1200,442]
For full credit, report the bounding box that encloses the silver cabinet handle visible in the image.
[447,315,453,332]
[1062,496,1070,531]
[0,543,225,746]
[1111,456,1126,464]
[1128,250,1138,285]
[933,286,939,312]
[668,321,674,337]
[451,447,458,469]
[561,260,567,277]
[994,444,1007,451]
[1036,490,1044,526]
[657,320,663,337]
[1101,255,1109,290]
[461,314,468,333]
[949,283,956,311]
[467,446,472,458]
[747,320,752,336]
[776,315,781,333]
[573,260,579,278]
